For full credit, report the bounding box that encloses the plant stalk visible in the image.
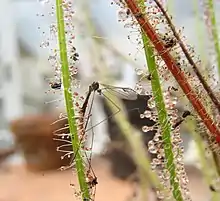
[137,0,184,200]
[125,0,220,143]
[154,0,220,114]
[55,0,90,199]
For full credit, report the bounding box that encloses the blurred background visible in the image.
[0,0,218,201]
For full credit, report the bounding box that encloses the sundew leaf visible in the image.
[55,0,90,200]
[136,0,184,200]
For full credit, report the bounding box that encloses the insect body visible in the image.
[126,8,131,16]
[173,110,192,129]
[168,86,178,91]
[50,82,62,89]
[81,82,100,115]
[210,185,216,192]
[173,119,184,129]
[147,74,152,80]
[86,169,98,188]
[134,12,143,18]
[164,37,176,48]
[182,110,191,118]
[161,33,177,49]
[70,52,79,61]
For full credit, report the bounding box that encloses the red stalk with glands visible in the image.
[125,0,220,143]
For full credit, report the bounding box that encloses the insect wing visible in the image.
[101,84,138,100]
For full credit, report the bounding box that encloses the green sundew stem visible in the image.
[207,0,220,76]
[142,33,183,201]
[138,1,184,200]
[55,0,90,199]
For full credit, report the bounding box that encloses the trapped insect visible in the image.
[70,81,148,152]
[126,8,131,16]
[53,82,99,200]
[164,37,176,48]
[86,172,98,188]
[182,110,191,118]
[70,52,79,61]
[49,79,62,90]
[161,33,177,49]
[168,86,178,92]
[173,110,192,129]
[50,82,61,89]
[62,81,154,163]
[147,74,152,80]
[134,12,143,18]
[209,184,220,193]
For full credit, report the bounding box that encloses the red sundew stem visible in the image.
[125,0,220,142]
[154,0,220,114]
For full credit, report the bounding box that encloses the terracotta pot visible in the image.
[10,114,72,171]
